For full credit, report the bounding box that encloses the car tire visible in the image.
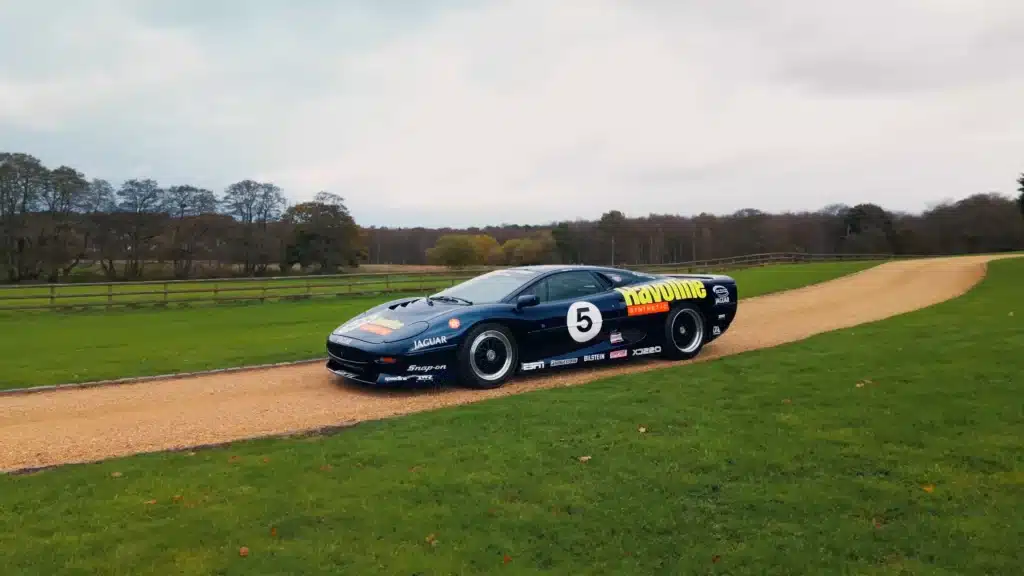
[660,303,707,361]
[457,323,518,389]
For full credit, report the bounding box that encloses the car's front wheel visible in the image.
[660,303,707,361]
[457,323,518,389]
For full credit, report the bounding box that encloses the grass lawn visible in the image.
[0,260,879,389]
[2,258,1021,574]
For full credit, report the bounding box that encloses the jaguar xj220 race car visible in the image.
[326,265,738,389]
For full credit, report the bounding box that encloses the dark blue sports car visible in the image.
[326,265,738,389]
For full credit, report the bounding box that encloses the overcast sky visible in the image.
[2,0,1022,228]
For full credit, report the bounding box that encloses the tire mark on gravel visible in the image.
[0,255,1010,472]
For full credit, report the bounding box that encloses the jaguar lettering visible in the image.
[411,336,448,351]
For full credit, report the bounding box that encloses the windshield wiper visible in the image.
[428,295,473,305]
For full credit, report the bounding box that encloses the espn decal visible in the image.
[614,278,707,316]
[521,361,545,371]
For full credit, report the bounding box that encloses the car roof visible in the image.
[507,264,640,275]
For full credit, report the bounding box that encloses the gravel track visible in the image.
[0,255,1008,472]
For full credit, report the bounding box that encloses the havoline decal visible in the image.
[613,278,707,316]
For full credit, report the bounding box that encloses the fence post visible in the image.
[107,284,112,309]
[386,275,391,292]
[163,283,168,303]
[49,285,55,307]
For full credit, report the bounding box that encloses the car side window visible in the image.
[596,270,642,287]
[541,271,605,303]
[518,279,547,302]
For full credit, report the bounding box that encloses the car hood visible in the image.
[331,297,464,344]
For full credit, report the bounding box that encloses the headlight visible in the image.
[329,333,354,345]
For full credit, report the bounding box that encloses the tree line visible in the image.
[2,150,1022,282]
[0,152,364,282]
[374,178,1024,267]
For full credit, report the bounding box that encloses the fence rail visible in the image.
[0,252,904,312]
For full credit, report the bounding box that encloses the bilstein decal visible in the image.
[613,278,707,316]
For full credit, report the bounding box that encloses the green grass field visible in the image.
[0,261,878,390]
[1,259,1020,574]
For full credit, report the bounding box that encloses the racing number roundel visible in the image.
[567,301,602,343]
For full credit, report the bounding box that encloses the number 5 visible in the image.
[576,307,593,332]
[567,301,602,343]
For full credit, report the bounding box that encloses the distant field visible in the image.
[0,260,879,389]
[1,260,1019,574]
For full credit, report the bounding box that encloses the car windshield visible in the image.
[431,269,539,304]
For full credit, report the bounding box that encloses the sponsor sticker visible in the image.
[411,336,448,351]
[712,326,721,336]
[360,323,393,336]
[632,346,662,357]
[583,353,605,362]
[383,374,434,383]
[614,278,707,316]
[610,331,624,345]
[713,285,730,305]
[610,349,627,359]
[448,318,461,329]
[718,313,727,320]
[521,361,545,371]
[408,364,446,372]
[333,369,359,379]
[329,334,353,345]
[337,313,405,335]
[550,358,579,367]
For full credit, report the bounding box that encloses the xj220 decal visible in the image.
[613,277,707,316]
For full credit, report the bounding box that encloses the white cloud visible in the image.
[1,0,1022,227]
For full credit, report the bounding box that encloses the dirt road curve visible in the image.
[0,255,1010,472]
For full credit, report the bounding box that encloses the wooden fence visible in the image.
[0,252,904,312]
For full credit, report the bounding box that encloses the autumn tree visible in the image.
[501,231,556,265]
[162,185,219,278]
[426,234,499,267]
[222,179,286,274]
[0,153,48,281]
[1016,172,1023,219]
[37,166,90,281]
[282,192,363,272]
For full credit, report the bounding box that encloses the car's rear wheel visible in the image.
[660,303,706,361]
[457,323,518,389]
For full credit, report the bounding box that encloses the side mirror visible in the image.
[515,294,539,310]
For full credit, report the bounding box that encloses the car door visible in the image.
[516,271,625,363]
